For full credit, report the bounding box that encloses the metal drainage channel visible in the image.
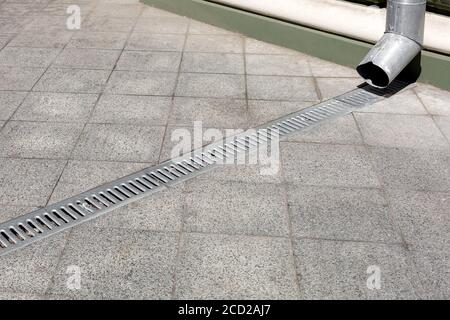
[0,80,408,257]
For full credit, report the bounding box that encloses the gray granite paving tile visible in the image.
[72,123,165,162]
[308,57,359,78]
[90,94,171,125]
[175,233,299,299]
[0,158,65,206]
[67,31,128,50]
[0,121,83,159]
[316,77,363,100]
[105,70,177,95]
[246,54,311,76]
[248,100,312,127]
[181,52,244,74]
[141,6,181,18]
[281,142,380,188]
[247,75,318,101]
[0,34,13,49]
[134,16,189,34]
[0,91,27,120]
[356,90,427,115]
[433,116,450,142]
[189,20,234,35]
[82,16,135,33]
[185,34,244,53]
[33,68,110,93]
[0,47,60,68]
[287,185,400,243]
[42,2,94,16]
[415,84,450,116]
[176,73,245,99]
[126,32,185,51]
[245,38,303,55]
[386,189,449,247]
[0,292,43,300]
[116,50,181,72]
[354,113,448,150]
[23,15,80,33]
[184,180,290,237]
[169,97,248,128]
[90,3,142,18]
[369,147,450,192]
[47,227,178,299]
[7,31,73,48]
[12,92,98,122]
[0,66,45,91]
[53,48,121,70]
[0,2,46,16]
[409,244,449,299]
[292,239,418,299]
[0,230,69,295]
[286,114,363,145]
[0,205,36,225]
[0,120,4,129]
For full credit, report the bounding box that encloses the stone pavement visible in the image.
[0,0,448,299]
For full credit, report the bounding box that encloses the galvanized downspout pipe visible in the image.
[357,0,426,88]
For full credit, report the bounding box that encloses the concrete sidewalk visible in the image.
[0,0,448,299]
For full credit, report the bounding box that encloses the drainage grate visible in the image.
[0,80,409,256]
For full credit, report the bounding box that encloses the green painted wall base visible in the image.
[141,0,450,91]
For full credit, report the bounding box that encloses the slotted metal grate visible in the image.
[0,81,409,256]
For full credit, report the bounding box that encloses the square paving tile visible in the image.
[49,160,149,203]
[53,48,121,70]
[316,77,363,100]
[181,52,244,74]
[0,91,27,120]
[247,75,318,101]
[0,47,60,68]
[185,34,244,53]
[90,94,171,125]
[12,92,98,122]
[7,31,73,48]
[248,100,312,127]
[169,97,248,128]
[33,68,110,93]
[386,189,449,247]
[83,16,135,33]
[244,38,301,56]
[141,6,180,18]
[72,123,165,162]
[369,147,450,192]
[105,71,177,95]
[0,34,13,49]
[134,16,189,34]
[246,54,311,76]
[409,244,449,299]
[281,142,380,188]
[67,31,128,50]
[0,121,83,159]
[287,185,400,243]
[356,90,427,115]
[189,20,234,35]
[354,113,448,150]
[0,158,65,206]
[415,84,450,116]
[286,114,363,145]
[308,57,359,78]
[184,180,290,237]
[175,233,299,299]
[433,116,450,142]
[47,227,178,299]
[116,51,181,72]
[90,3,143,18]
[176,73,245,99]
[126,33,185,51]
[0,205,36,227]
[0,66,45,91]
[292,239,418,299]
[0,231,69,295]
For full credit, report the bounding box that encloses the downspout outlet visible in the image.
[357,0,426,88]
